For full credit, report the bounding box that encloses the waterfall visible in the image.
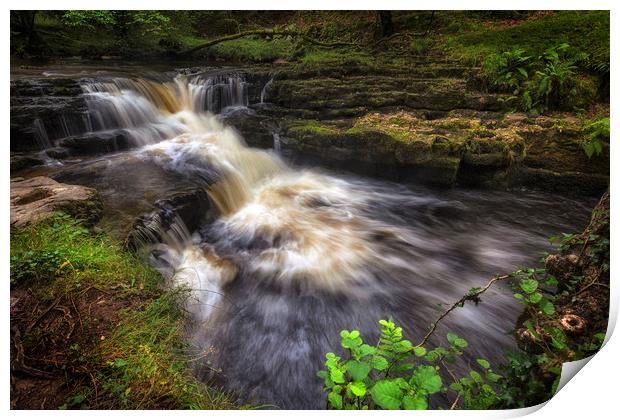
[272,131,281,152]
[77,73,250,149]
[32,118,52,149]
[260,76,274,104]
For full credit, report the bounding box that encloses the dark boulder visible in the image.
[59,130,131,154]
[125,188,211,251]
[10,154,45,173]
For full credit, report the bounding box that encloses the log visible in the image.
[182,29,359,56]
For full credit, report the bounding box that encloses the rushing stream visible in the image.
[12,67,596,408]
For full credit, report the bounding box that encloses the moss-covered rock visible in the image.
[282,110,609,193]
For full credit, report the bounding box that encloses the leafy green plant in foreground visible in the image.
[318,320,502,409]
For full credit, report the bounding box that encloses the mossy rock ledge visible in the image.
[281,112,609,194]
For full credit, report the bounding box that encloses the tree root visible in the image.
[25,296,62,335]
[11,327,55,379]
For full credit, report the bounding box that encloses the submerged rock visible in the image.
[45,147,71,159]
[125,188,211,251]
[59,130,131,154]
[10,177,102,229]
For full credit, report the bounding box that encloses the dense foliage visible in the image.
[318,319,503,409]
[482,43,596,113]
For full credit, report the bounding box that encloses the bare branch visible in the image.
[417,271,519,347]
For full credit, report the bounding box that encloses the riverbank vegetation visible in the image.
[320,191,609,409]
[11,11,608,67]
[11,11,609,114]
[10,213,240,409]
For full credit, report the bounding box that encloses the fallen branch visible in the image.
[182,29,359,56]
[417,271,519,347]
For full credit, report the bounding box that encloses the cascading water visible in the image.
[78,73,249,149]
[260,76,274,104]
[28,72,594,408]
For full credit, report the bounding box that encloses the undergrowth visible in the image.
[201,36,294,63]
[96,289,239,409]
[480,43,596,113]
[10,212,161,294]
[443,11,609,65]
[10,212,240,409]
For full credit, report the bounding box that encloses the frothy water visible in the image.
[28,72,595,408]
[80,74,249,148]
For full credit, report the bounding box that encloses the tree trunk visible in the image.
[378,11,394,37]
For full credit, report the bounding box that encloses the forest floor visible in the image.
[10,212,242,409]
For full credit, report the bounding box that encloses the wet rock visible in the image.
[10,154,45,173]
[218,109,275,149]
[512,167,609,196]
[280,110,608,194]
[10,78,83,98]
[59,130,131,154]
[45,147,71,159]
[10,177,103,229]
[10,79,88,151]
[125,188,211,251]
[267,76,508,119]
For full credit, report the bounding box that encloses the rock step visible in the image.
[274,65,474,80]
[273,112,609,195]
[271,77,469,95]
[10,78,84,97]
[264,92,508,119]
[58,130,132,154]
[11,94,89,152]
[10,176,103,229]
[124,188,211,251]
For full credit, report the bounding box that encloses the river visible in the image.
[10,64,596,408]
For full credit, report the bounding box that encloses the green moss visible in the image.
[299,48,373,68]
[443,11,609,63]
[289,121,339,136]
[387,116,409,127]
[204,36,294,62]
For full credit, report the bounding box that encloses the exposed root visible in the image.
[11,327,55,379]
